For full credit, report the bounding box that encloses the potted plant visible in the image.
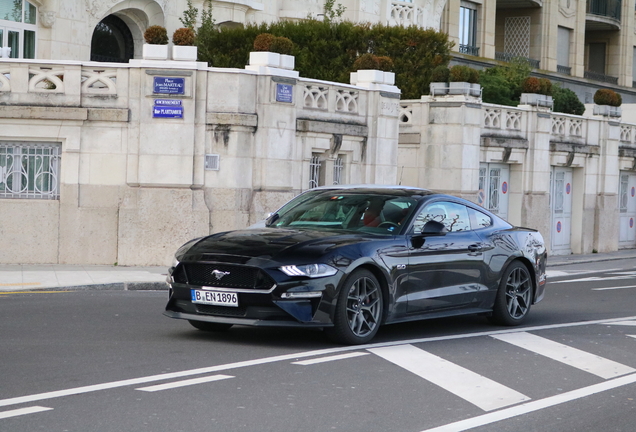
[593,88,622,117]
[520,77,553,107]
[351,53,382,85]
[142,25,169,60]
[468,67,481,97]
[429,65,449,95]
[172,27,197,61]
[448,65,472,95]
[270,36,295,70]
[249,33,281,68]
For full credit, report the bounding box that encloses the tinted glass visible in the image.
[24,1,35,24]
[269,192,418,234]
[23,28,34,58]
[469,207,492,229]
[0,0,21,22]
[412,201,471,233]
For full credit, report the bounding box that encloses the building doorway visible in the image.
[551,167,573,255]
[90,15,134,63]
[618,171,636,248]
[478,163,509,221]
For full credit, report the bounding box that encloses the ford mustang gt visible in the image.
[164,187,547,344]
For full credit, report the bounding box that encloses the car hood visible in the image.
[180,228,377,262]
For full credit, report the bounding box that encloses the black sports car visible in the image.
[164,187,547,344]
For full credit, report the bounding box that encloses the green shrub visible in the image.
[539,78,552,96]
[353,53,380,70]
[270,36,294,55]
[480,73,517,106]
[144,25,168,45]
[431,65,450,83]
[552,86,585,115]
[449,65,471,82]
[253,33,275,51]
[594,88,622,106]
[376,56,394,72]
[522,77,541,93]
[468,67,480,84]
[173,27,196,46]
[197,20,452,99]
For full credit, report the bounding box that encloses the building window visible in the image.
[90,15,134,63]
[0,142,61,199]
[309,154,322,189]
[333,156,344,185]
[0,0,37,59]
[557,26,571,75]
[459,2,478,56]
[620,173,628,212]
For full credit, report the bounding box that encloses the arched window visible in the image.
[90,15,134,63]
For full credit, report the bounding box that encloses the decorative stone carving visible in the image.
[559,0,576,18]
[39,10,56,28]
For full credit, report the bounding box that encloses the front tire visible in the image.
[188,320,233,332]
[491,261,533,326]
[326,269,383,345]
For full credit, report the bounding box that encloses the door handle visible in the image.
[468,244,483,252]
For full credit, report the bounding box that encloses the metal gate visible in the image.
[618,171,636,248]
[478,163,509,221]
[551,167,572,255]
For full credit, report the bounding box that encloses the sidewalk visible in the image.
[1,249,635,292]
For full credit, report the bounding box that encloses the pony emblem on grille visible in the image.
[212,270,230,280]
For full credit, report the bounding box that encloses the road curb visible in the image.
[15,282,169,292]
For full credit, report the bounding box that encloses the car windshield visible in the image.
[268,192,418,234]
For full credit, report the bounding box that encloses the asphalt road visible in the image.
[1,260,636,432]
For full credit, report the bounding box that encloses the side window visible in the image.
[468,207,493,229]
[412,202,472,233]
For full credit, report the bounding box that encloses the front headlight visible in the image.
[280,264,338,278]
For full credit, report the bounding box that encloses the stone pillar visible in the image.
[594,118,621,252]
[417,94,483,199]
[521,109,552,241]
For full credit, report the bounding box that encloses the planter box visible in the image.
[279,54,295,70]
[448,81,470,95]
[429,82,448,96]
[142,44,169,60]
[249,51,281,68]
[356,69,385,84]
[383,72,395,85]
[594,104,622,117]
[172,45,197,61]
[470,83,481,97]
[520,93,553,108]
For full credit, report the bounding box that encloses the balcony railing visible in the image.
[587,0,621,20]
[584,70,618,84]
[459,44,480,56]
[495,52,540,69]
[557,65,572,75]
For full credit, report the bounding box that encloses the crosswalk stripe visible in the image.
[292,352,369,365]
[492,332,636,379]
[368,344,530,411]
[0,406,52,419]
[600,320,636,326]
[135,374,234,392]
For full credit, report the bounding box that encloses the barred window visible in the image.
[333,156,344,185]
[619,173,628,212]
[0,142,61,199]
[309,154,321,189]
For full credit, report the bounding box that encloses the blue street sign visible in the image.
[153,105,183,118]
[153,77,185,95]
[276,83,293,103]
[154,99,182,106]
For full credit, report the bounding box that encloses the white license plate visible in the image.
[191,289,238,307]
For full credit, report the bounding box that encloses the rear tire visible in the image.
[188,320,233,332]
[326,269,383,345]
[491,261,533,326]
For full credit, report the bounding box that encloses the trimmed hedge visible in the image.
[594,88,622,107]
[197,20,452,99]
[552,86,585,116]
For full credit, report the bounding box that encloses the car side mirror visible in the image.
[421,220,447,236]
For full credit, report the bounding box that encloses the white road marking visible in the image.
[629,335,636,339]
[136,374,233,392]
[0,406,52,420]
[492,332,635,379]
[368,344,530,411]
[292,352,369,365]
[420,372,636,432]
[2,315,636,409]
[600,320,636,326]
[593,285,636,291]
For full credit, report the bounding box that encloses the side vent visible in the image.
[205,154,220,171]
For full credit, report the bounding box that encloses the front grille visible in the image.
[175,263,275,290]
[196,304,247,317]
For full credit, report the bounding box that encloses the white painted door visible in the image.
[551,167,572,255]
[618,172,636,248]
[478,163,510,221]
